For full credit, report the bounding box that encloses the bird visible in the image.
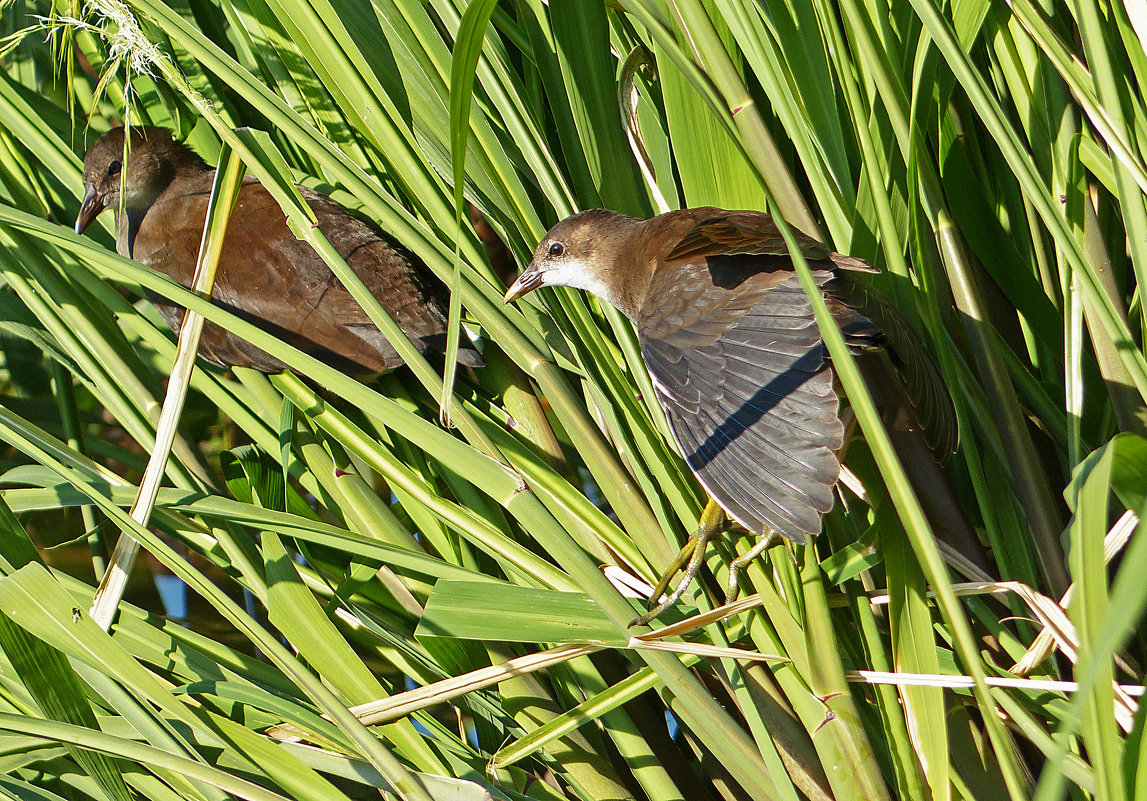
[75,126,483,375]
[504,207,956,625]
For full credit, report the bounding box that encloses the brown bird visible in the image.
[75,126,482,375]
[504,207,955,624]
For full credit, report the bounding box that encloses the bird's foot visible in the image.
[629,500,728,627]
[723,529,784,607]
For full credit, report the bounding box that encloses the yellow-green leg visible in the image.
[724,529,784,604]
[630,500,728,627]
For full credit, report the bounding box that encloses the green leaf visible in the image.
[655,43,760,210]
[0,499,132,801]
[222,445,286,513]
[418,581,627,646]
[262,530,390,705]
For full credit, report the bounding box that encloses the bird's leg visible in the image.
[630,500,727,627]
[724,529,784,605]
[647,501,729,601]
[644,531,700,605]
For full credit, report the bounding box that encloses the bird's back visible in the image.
[131,170,481,374]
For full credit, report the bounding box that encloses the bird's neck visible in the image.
[592,216,651,320]
[113,164,211,259]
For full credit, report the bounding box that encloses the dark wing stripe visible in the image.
[653,350,841,479]
[713,391,841,453]
[643,268,855,544]
[697,405,836,509]
[657,370,838,537]
[666,392,838,489]
[704,401,840,489]
[708,358,829,407]
[718,370,841,436]
[670,408,820,539]
[687,408,825,536]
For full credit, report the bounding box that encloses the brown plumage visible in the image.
[505,207,955,547]
[76,126,482,375]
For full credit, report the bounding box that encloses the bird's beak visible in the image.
[74,184,105,235]
[503,263,545,303]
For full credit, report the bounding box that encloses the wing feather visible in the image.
[642,268,846,541]
[632,211,955,544]
[688,407,827,536]
[135,176,481,374]
[633,214,891,542]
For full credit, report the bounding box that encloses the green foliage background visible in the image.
[0,0,1145,798]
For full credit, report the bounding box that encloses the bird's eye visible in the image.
[548,242,565,258]
[107,160,122,176]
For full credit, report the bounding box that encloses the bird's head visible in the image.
[75,126,200,235]
[503,209,645,318]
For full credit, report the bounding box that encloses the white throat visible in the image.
[544,257,617,306]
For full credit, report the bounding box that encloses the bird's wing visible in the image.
[141,180,481,374]
[136,179,383,372]
[663,210,951,455]
[132,181,213,286]
[302,190,484,368]
[131,181,277,369]
[639,258,843,542]
[664,210,878,273]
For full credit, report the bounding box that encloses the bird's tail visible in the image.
[828,273,958,457]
